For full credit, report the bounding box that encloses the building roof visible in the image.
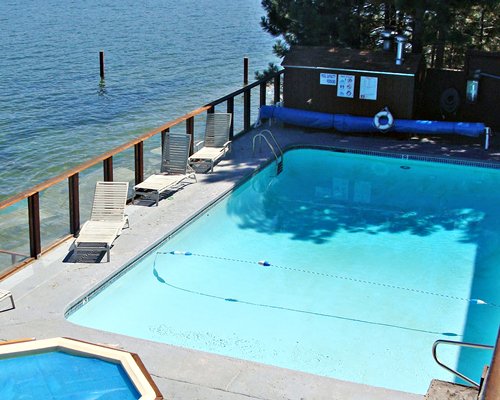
[282,46,422,75]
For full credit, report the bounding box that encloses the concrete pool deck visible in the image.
[1,125,498,400]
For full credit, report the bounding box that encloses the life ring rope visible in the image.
[373,109,394,131]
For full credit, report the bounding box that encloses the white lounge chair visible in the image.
[71,181,129,262]
[0,289,14,310]
[134,133,196,206]
[189,113,232,173]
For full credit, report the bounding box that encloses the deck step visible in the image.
[424,379,478,400]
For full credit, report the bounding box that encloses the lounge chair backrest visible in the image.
[204,113,232,148]
[90,181,129,222]
[160,133,191,174]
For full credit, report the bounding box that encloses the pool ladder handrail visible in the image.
[432,339,494,388]
[252,129,283,174]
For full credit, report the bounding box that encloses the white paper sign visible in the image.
[359,76,378,100]
[337,74,355,98]
[320,73,337,86]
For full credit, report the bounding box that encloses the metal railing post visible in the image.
[103,157,113,182]
[244,88,251,131]
[68,173,80,235]
[28,193,41,258]
[260,81,266,107]
[134,142,144,185]
[161,128,169,154]
[274,73,281,104]
[226,97,234,140]
[186,117,194,155]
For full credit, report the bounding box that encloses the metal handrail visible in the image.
[252,129,283,162]
[432,339,494,387]
[252,129,284,176]
[253,132,278,162]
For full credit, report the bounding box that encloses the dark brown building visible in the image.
[282,46,425,119]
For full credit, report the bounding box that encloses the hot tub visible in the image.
[0,337,162,399]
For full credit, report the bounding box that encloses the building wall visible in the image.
[283,67,419,119]
[282,47,498,130]
[463,51,500,130]
[419,52,499,130]
[419,69,465,121]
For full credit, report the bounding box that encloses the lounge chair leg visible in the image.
[0,291,15,311]
[106,245,110,262]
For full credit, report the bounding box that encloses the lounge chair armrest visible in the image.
[194,140,204,151]
[223,141,231,153]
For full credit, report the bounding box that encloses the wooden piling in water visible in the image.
[99,51,105,80]
[243,57,249,85]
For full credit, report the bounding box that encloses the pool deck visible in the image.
[1,125,499,400]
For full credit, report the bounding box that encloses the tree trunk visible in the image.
[412,3,425,53]
[434,27,446,69]
[479,7,485,48]
[384,1,390,28]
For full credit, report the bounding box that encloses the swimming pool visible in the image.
[67,148,500,394]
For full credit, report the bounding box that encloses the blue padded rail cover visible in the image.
[258,106,486,137]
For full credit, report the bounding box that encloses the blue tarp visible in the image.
[258,106,486,138]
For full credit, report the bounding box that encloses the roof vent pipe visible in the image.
[381,29,394,52]
[395,34,407,65]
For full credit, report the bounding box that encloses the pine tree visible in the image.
[258,0,499,71]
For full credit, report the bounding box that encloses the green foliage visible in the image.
[259,0,499,69]
[260,0,383,48]
[254,62,281,81]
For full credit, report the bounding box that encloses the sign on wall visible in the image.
[320,73,337,86]
[337,74,355,98]
[359,76,378,100]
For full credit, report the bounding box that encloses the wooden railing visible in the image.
[0,71,284,279]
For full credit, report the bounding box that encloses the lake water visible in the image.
[0,0,278,202]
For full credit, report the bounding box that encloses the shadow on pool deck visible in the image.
[1,125,498,400]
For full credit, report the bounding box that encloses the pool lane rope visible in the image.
[156,251,495,307]
[152,252,454,336]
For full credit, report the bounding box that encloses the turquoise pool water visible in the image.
[68,148,500,394]
[0,350,140,399]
